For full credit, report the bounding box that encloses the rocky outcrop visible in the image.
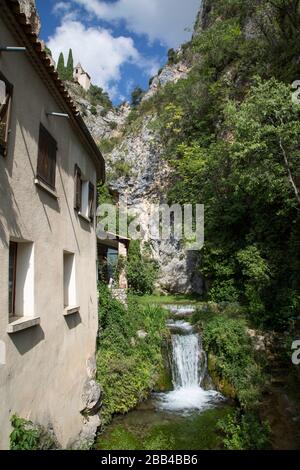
[67,2,204,294]
[142,57,191,102]
[72,357,102,449]
[66,81,130,141]
[18,0,41,36]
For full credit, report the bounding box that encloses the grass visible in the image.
[131,293,202,306]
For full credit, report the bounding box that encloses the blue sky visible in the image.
[35,0,201,104]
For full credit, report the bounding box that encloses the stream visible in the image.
[97,305,234,450]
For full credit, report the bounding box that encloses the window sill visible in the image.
[63,306,80,317]
[7,316,40,334]
[78,212,91,224]
[35,178,58,199]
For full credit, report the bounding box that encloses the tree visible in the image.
[131,86,144,108]
[44,45,52,57]
[66,48,74,81]
[57,52,66,80]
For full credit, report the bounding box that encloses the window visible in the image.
[63,252,76,308]
[37,124,57,189]
[0,72,13,157]
[8,241,34,319]
[8,242,17,316]
[74,165,82,212]
[74,165,95,221]
[88,182,95,221]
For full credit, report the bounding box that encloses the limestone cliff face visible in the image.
[18,0,41,35]
[72,3,206,294]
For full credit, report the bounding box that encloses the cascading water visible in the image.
[172,334,200,389]
[157,311,222,412]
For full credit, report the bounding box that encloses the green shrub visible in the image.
[126,241,158,295]
[10,415,40,450]
[218,411,270,450]
[202,315,263,408]
[90,106,97,116]
[97,285,167,424]
[10,415,58,450]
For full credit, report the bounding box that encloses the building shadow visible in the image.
[8,325,45,356]
[64,312,82,330]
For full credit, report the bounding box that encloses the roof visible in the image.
[1,0,105,182]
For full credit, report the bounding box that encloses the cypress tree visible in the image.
[57,52,66,80]
[66,48,74,80]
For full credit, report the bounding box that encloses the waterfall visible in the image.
[172,334,201,389]
[157,314,222,412]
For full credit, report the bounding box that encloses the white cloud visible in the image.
[72,0,201,48]
[48,20,140,96]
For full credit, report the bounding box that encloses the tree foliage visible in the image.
[66,48,74,80]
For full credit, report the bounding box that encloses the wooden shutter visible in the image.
[37,124,57,189]
[74,165,82,211]
[0,72,13,157]
[88,182,95,221]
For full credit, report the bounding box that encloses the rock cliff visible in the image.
[18,0,41,35]
[67,3,204,294]
[67,3,205,294]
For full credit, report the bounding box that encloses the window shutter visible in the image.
[74,165,82,212]
[0,73,13,157]
[88,182,95,221]
[37,124,57,189]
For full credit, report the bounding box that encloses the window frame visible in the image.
[0,71,13,158]
[36,123,57,190]
[74,164,82,212]
[74,164,95,223]
[8,242,18,317]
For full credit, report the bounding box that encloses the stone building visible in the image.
[73,63,91,92]
[0,0,105,449]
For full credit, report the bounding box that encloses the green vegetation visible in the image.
[88,84,113,111]
[131,86,145,108]
[56,52,66,80]
[217,410,270,450]
[90,105,97,116]
[96,285,167,425]
[202,315,264,408]
[96,0,300,450]
[10,415,58,450]
[97,405,234,450]
[192,305,270,450]
[126,0,300,331]
[167,48,179,65]
[126,241,158,295]
[110,159,133,179]
[66,49,74,80]
[98,136,122,155]
[134,293,202,306]
[57,49,73,81]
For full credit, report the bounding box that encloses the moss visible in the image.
[208,353,237,400]
[154,340,173,392]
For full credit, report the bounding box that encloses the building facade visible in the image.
[73,63,91,92]
[0,0,105,449]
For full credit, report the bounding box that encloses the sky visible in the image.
[35,0,201,104]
